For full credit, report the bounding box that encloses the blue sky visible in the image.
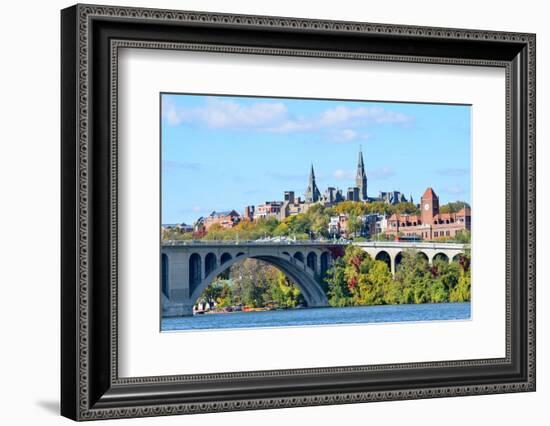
[161,94,471,225]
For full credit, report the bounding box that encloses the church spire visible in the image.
[305,163,321,203]
[356,146,368,201]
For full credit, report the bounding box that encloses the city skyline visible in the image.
[161,94,471,224]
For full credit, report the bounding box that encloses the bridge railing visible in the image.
[353,241,469,249]
[162,239,349,246]
[161,239,469,248]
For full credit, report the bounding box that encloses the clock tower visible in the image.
[420,187,439,224]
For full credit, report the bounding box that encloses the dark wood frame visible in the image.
[61,4,536,421]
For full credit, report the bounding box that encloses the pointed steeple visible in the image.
[357,145,365,169]
[356,146,368,201]
[305,163,321,203]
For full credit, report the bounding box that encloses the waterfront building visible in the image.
[328,215,341,236]
[384,188,471,240]
[328,213,380,238]
[177,222,193,233]
[330,214,350,237]
[203,210,241,230]
[243,205,255,221]
[161,222,193,233]
[254,201,283,220]
[377,215,388,235]
[279,192,310,220]
[192,217,207,238]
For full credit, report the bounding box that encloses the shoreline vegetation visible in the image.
[194,245,471,315]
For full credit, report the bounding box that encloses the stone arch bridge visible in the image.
[354,241,469,275]
[161,240,468,317]
[161,241,343,317]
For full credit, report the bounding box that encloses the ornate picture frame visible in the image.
[61,4,536,421]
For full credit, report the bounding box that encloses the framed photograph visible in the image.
[61,4,536,421]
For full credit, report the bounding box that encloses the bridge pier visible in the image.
[163,298,194,317]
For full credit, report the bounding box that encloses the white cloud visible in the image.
[320,105,412,126]
[163,97,288,129]
[333,169,355,180]
[163,97,414,135]
[328,129,370,143]
[164,100,181,126]
[340,129,358,140]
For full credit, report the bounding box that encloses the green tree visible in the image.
[393,202,420,215]
[268,272,303,308]
[394,250,432,304]
[325,257,353,307]
[439,201,470,214]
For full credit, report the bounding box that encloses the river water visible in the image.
[161,302,470,332]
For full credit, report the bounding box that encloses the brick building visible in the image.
[254,201,283,220]
[203,210,241,230]
[385,188,470,240]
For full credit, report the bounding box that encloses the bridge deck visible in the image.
[161,240,468,249]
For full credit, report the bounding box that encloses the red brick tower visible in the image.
[421,187,439,224]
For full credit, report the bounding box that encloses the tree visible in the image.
[268,272,303,308]
[449,272,471,302]
[393,202,420,215]
[439,201,470,214]
[347,214,363,237]
[454,230,471,243]
[394,250,432,304]
[325,257,353,307]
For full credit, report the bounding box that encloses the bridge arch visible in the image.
[189,253,202,294]
[293,251,305,262]
[320,252,330,277]
[205,252,217,276]
[220,252,232,264]
[375,250,391,270]
[417,252,429,263]
[394,251,404,271]
[190,252,329,310]
[307,252,318,273]
[433,252,450,264]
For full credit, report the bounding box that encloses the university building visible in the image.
[385,188,471,239]
[200,210,241,231]
[188,149,469,242]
